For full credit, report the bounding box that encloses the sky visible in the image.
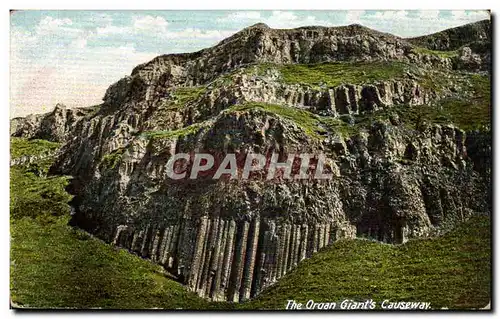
[10,10,490,118]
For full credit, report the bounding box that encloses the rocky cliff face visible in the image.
[12,21,491,302]
[101,23,454,110]
[408,19,490,51]
[11,103,97,143]
[408,19,491,71]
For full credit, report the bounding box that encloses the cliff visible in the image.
[11,20,491,302]
[408,19,491,71]
[407,19,491,51]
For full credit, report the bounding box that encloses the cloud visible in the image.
[10,42,159,118]
[418,10,440,20]
[91,13,114,26]
[94,15,232,40]
[95,15,169,36]
[345,10,365,23]
[133,15,169,32]
[37,16,72,29]
[217,10,342,29]
[164,28,236,40]
[34,16,82,36]
[10,13,238,118]
[96,24,128,35]
[217,9,489,35]
[10,15,160,118]
[370,10,409,19]
[268,11,297,23]
[218,11,262,22]
[348,10,490,37]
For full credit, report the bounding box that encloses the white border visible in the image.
[1,1,498,318]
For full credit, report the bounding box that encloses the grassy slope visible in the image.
[10,138,222,310]
[411,47,458,59]
[253,61,409,88]
[11,216,218,309]
[10,138,60,159]
[373,73,491,132]
[279,61,407,87]
[242,215,491,310]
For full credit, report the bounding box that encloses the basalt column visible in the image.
[108,218,356,301]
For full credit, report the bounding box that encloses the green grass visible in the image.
[10,167,72,223]
[324,72,491,133]
[10,138,71,222]
[229,103,367,139]
[241,215,491,310]
[141,121,208,140]
[10,216,222,309]
[100,148,126,169]
[393,73,491,131]
[10,137,60,160]
[162,86,206,111]
[412,47,459,59]
[268,61,408,88]
[144,102,355,143]
[229,103,326,139]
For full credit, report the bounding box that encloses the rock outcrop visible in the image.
[11,103,97,143]
[101,23,455,109]
[407,19,490,51]
[407,19,491,71]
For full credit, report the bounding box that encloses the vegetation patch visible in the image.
[329,72,490,133]
[229,103,364,139]
[225,72,490,142]
[141,121,208,140]
[100,148,127,169]
[10,216,224,309]
[10,138,60,160]
[163,86,206,111]
[391,73,490,131]
[241,215,491,310]
[10,138,70,223]
[263,61,409,88]
[228,103,326,139]
[10,167,72,223]
[411,47,459,59]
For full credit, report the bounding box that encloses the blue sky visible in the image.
[10,10,490,117]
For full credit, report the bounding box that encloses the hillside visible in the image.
[242,215,491,310]
[407,19,490,51]
[11,18,492,308]
[10,139,490,310]
[10,138,224,309]
[9,137,491,309]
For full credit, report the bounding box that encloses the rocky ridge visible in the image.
[11,20,491,302]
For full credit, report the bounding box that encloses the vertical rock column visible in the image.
[227,221,249,302]
[206,218,224,298]
[219,220,236,301]
[107,218,357,302]
[188,217,209,290]
[241,218,260,301]
[211,220,228,300]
